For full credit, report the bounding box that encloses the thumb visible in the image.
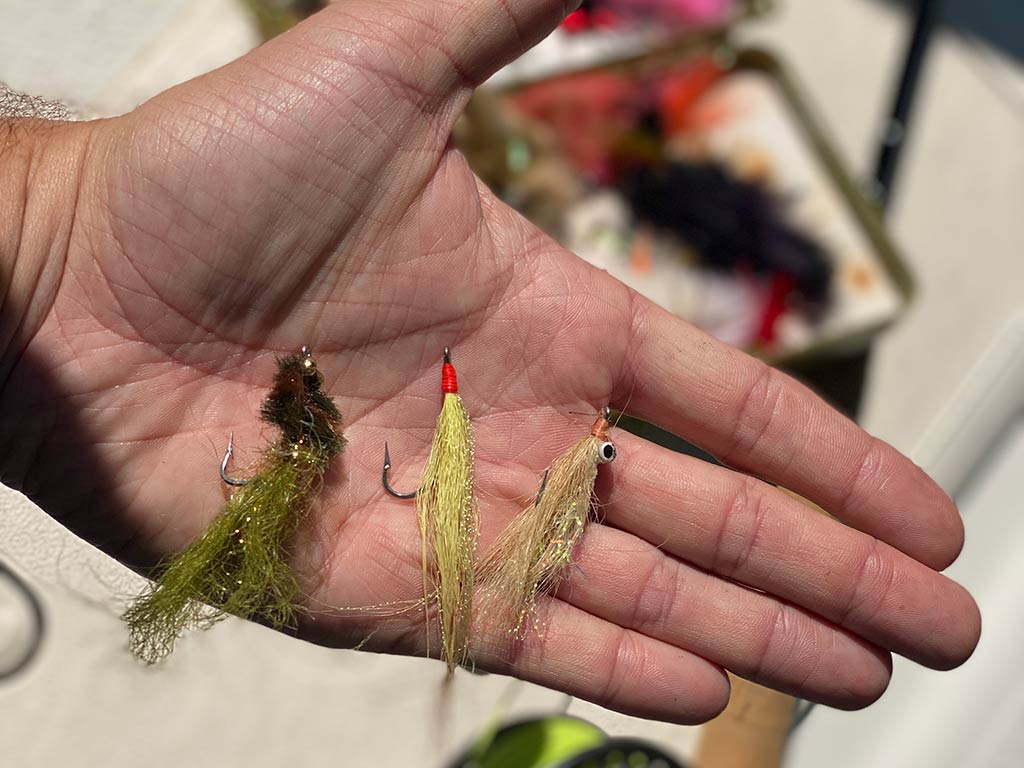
[316,0,579,101]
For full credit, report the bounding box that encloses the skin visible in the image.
[0,0,979,725]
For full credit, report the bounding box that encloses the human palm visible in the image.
[1,0,978,724]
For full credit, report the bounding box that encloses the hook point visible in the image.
[381,442,417,499]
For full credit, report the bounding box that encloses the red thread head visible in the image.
[441,363,458,394]
[441,347,458,393]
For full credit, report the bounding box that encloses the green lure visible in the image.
[124,347,345,663]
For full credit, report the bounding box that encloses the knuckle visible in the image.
[712,474,769,579]
[838,538,897,627]
[628,553,681,633]
[599,628,646,705]
[839,438,887,514]
[726,362,787,464]
[748,602,790,682]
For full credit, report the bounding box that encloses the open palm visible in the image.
[1,0,978,724]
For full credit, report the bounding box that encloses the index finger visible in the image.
[620,296,963,570]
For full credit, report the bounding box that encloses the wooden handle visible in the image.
[693,674,796,768]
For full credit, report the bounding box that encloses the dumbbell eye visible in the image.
[598,441,617,464]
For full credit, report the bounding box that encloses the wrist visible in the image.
[0,115,96,386]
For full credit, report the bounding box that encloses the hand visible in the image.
[0,0,978,724]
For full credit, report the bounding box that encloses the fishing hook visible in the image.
[220,433,249,487]
[533,469,549,507]
[382,442,417,499]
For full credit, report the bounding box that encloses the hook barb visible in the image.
[220,433,249,487]
[382,442,417,499]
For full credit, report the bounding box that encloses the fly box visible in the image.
[460,3,912,365]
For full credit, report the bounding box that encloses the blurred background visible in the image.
[1,1,1022,766]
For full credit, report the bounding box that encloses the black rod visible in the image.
[872,0,944,210]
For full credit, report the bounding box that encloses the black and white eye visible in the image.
[598,441,617,464]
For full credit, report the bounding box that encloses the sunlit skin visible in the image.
[0,1,979,724]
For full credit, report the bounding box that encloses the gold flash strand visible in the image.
[123,347,345,663]
[478,408,616,639]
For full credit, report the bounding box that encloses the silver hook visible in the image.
[220,433,249,487]
[533,469,550,507]
[382,442,417,499]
